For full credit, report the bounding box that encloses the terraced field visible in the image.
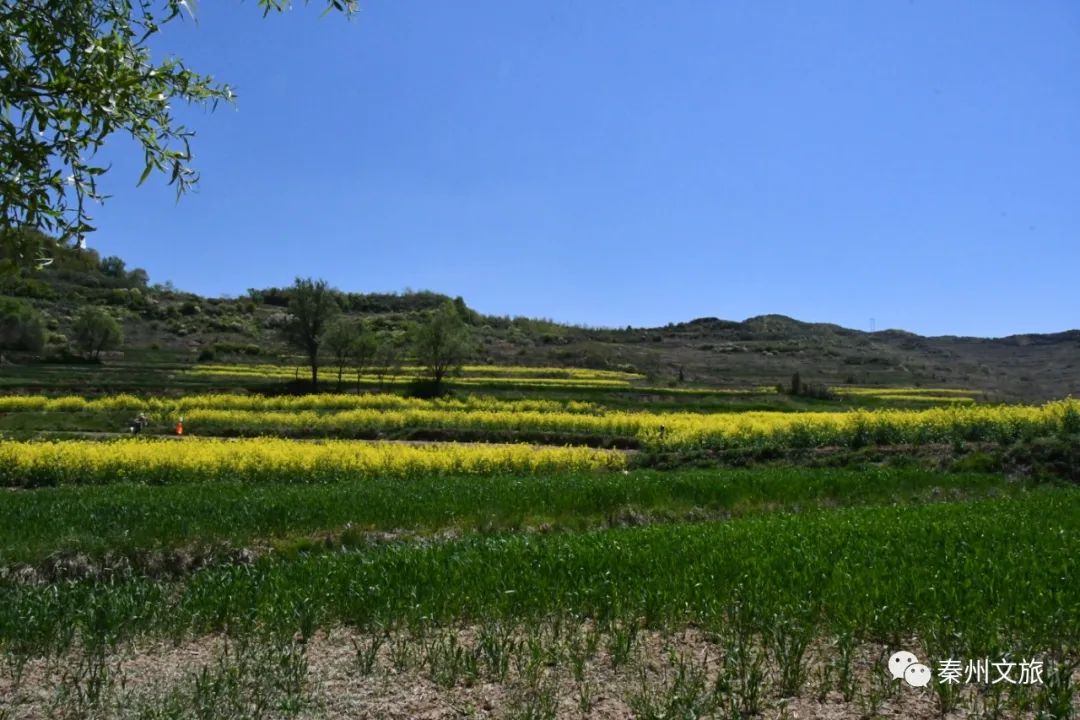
[0,369,1076,719]
[1,390,1076,448]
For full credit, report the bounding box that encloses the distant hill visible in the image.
[2,232,1078,401]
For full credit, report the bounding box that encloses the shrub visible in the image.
[106,288,130,306]
[217,342,261,356]
[1,277,54,299]
[1001,435,1080,483]
[798,382,836,400]
[0,297,45,355]
[405,378,449,399]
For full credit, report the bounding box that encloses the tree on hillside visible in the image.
[350,324,379,392]
[452,295,479,324]
[72,307,122,360]
[1,0,356,250]
[370,331,404,391]
[410,301,473,394]
[99,256,127,279]
[0,297,45,361]
[323,317,361,392]
[283,277,338,389]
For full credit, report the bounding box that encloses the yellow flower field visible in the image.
[0,392,602,415]
[833,386,979,396]
[159,399,1080,449]
[0,438,628,487]
[2,391,1075,450]
[832,386,982,403]
[183,363,644,387]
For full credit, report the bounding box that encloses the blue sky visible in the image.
[89,1,1079,337]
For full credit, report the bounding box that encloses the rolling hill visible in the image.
[2,233,1077,401]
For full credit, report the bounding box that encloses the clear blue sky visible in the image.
[89,1,1079,337]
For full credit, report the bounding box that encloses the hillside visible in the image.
[2,234,1078,401]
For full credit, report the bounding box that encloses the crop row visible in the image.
[0,392,602,415]
[834,386,980,397]
[0,439,627,487]
[3,395,1076,449]
[841,394,976,404]
[832,386,981,404]
[198,363,646,381]
[0,467,1019,566]
[172,399,1078,449]
[1,491,1076,659]
[186,363,640,387]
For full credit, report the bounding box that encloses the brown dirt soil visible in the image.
[2,625,1075,719]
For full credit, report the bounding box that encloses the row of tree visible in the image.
[283,278,473,394]
[1,273,470,392]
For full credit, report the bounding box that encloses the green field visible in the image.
[0,467,1025,568]
[0,366,1077,719]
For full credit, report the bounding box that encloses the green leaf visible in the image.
[137,163,154,187]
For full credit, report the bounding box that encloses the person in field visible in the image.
[129,412,149,435]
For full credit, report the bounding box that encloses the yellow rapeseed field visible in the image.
[167,399,1080,449]
[183,363,643,387]
[834,386,979,396]
[0,438,628,486]
[832,386,981,403]
[2,392,1075,450]
[0,393,601,415]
